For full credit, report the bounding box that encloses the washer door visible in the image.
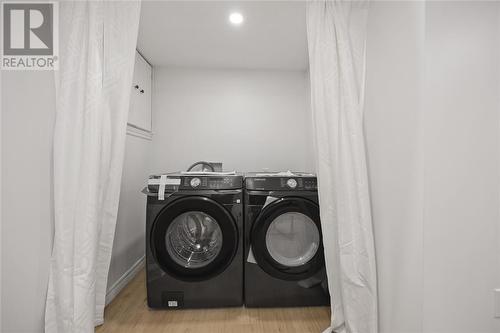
[151,196,238,281]
[251,197,324,281]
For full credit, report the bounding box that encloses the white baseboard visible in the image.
[105,255,145,306]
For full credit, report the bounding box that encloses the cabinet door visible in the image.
[128,51,152,132]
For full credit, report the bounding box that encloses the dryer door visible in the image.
[251,197,324,281]
[151,196,238,281]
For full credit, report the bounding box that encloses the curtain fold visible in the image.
[45,1,141,332]
[306,1,378,333]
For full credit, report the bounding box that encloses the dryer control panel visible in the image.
[245,176,317,191]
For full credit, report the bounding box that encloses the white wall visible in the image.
[151,68,314,173]
[107,134,151,293]
[423,2,500,331]
[1,71,55,333]
[365,1,500,332]
[365,2,425,332]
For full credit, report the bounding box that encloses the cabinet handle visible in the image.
[140,89,145,94]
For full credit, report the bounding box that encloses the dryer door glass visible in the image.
[250,197,324,281]
[166,211,223,268]
[265,212,320,267]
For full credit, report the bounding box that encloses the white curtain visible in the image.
[306,1,378,333]
[45,1,141,332]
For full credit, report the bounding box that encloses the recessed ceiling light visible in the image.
[229,12,244,25]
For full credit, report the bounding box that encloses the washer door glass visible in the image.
[265,212,320,267]
[166,211,223,268]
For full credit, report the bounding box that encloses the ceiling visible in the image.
[137,1,308,70]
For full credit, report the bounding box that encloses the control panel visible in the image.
[246,176,317,191]
[181,176,242,190]
[148,174,243,193]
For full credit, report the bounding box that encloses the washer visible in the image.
[145,173,243,309]
[244,172,330,307]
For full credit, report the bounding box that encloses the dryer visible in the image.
[244,172,329,307]
[145,173,243,309]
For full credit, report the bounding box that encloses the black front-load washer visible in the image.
[244,172,330,307]
[145,173,243,309]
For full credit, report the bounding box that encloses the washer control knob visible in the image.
[190,177,201,188]
[287,178,298,189]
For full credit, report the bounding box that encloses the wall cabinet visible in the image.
[128,51,152,139]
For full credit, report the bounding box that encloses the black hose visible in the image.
[186,161,215,172]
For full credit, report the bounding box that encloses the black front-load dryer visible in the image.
[145,173,243,309]
[244,172,330,307]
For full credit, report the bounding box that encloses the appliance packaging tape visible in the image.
[156,175,181,200]
[263,196,279,209]
[158,175,167,200]
[149,177,181,186]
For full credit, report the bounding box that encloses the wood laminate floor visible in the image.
[96,269,330,333]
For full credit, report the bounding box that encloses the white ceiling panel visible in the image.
[137,1,308,70]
